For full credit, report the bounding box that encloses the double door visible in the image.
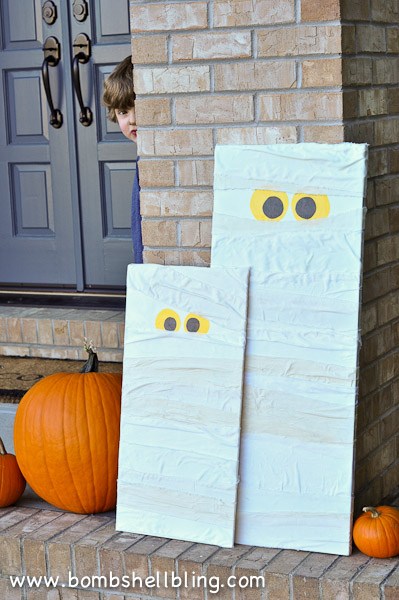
[0,0,136,291]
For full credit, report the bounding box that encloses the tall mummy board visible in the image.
[211,143,368,554]
[116,264,249,547]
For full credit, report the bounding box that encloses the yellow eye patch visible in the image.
[184,313,210,334]
[155,309,181,332]
[250,190,330,221]
[155,310,210,334]
[250,190,289,222]
[292,194,330,221]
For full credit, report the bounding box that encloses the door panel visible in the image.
[0,0,79,286]
[12,164,54,234]
[103,162,134,234]
[6,69,48,142]
[2,0,42,49]
[69,0,136,288]
[0,0,134,291]
[96,0,130,40]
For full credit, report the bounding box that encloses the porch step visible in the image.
[0,306,124,362]
[0,499,398,599]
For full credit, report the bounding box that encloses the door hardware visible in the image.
[41,37,63,128]
[42,0,57,25]
[73,32,91,63]
[73,0,88,22]
[72,33,92,126]
[42,35,61,64]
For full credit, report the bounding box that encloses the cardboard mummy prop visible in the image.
[116,264,249,547]
[211,143,368,554]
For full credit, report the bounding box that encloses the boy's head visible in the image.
[103,55,136,123]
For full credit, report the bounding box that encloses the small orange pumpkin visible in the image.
[13,341,122,514]
[0,437,26,507]
[353,506,399,558]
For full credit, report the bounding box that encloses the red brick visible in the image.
[0,510,61,576]
[150,539,193,599]
[301,0,340,21]
[24,512,86,578]
[135,65,210,95]
[292,553,338,599]
[321,551,371,600]
[141,220,178,247]
[131,3,208,32]
[214,61,295,91]
[234,547,280,600]
[259,92,342,122]
[257,26,341,57]
[141,191,213,218]
[180,250,211,266]
[172,31,251,61]
[352,558,399,599]
[0,578,23,599]
[178,543,219,600]
[132,35,168,64]
[73,521,118,581]
[341,0,371,20]
[180,220,212,248]
[302,125,345,143]
[384,561,399,600]
[135,98,171,126]
[0,508,39,532]
[213,0,295,27]
[175,94,254,125]
[138,160,174,188]
[263,550,308,600]
[137,129,214,158]
[99,531,144,593]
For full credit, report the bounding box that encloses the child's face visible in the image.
[115,106,137,142]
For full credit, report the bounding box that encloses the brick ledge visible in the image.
[0,498,398,600]
[0,307,124,362]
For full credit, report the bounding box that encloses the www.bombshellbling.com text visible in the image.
[10,570,266,594]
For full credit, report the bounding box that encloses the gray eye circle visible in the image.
[262,196,284,219]
[164,317,177,331]
[186,317,200,332]
[296,197,316,219]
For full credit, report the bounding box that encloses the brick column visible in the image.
[341,0,399,511]
[130,0,399,509]
[130,0,346,266]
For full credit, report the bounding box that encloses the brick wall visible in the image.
[341,0,399,511]
[130,0,399,510]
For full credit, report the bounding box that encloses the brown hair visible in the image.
[102,55,136,123]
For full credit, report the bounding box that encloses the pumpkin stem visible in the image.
[0,437,7,455]
[81,338,99,373]
[363,506,380,518]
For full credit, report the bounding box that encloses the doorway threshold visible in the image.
[0,290,126,310]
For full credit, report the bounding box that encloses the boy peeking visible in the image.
[103,55,143,263]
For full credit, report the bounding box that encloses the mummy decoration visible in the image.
[116,264,249,547]
[211,143,368,554]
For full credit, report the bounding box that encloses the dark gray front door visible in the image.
[0,0,136,291]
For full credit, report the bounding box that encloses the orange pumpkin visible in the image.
[13,343,122,514]
[353,506,399,558]
[0,437,26,507]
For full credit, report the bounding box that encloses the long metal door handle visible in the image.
[41,37,63,129]
[72,53,92,127]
